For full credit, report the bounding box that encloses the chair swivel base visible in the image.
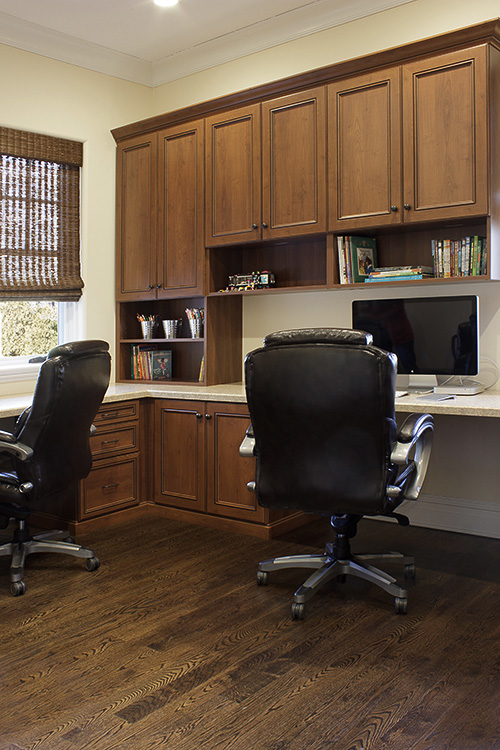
[257,544,415,619]
[0,529,100,596]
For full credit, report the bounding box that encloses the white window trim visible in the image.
[0,301,79,383]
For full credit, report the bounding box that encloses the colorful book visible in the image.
[151,350,172,380]
[347,236,377,283]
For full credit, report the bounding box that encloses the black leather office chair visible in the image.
[0,340,111,596]
[240,328,433,619]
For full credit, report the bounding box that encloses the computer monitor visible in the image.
[352,294,482,395]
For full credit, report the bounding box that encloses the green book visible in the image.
[348,236,377,283]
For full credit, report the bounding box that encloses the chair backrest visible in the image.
[13,340,111,499]
[244,328,398,516]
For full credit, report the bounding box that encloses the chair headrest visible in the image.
[47,340,109,360]
[263,328,373,348]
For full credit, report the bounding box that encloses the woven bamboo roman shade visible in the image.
[0,127,84,300]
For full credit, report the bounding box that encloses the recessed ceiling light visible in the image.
[154,0,179,6]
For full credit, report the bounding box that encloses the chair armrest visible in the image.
[390,413,434,501]
[239,423,255,457]
[0,431,33,461]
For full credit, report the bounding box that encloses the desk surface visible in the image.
[1,382,500,419]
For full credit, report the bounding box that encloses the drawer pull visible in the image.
[101,439,119,446]
[102,483,119,490]
[100,412,119,420]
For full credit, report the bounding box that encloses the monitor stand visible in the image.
[397,374,437,394]
[434,378,485,396]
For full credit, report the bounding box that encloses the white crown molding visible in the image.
[151,0,415,86]
[0,11,153,86]
[0,0,414,87]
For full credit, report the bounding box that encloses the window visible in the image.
[0,128,83,381]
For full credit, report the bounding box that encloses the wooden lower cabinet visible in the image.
[154,399,305,538]
[79,400,141,520]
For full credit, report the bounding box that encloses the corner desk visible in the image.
[1,384,499,539]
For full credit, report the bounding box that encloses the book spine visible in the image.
[365,274,431,282]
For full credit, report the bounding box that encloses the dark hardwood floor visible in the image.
[1,514,500,749]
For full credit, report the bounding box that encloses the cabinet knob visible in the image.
[404,203,411,210]
[252,223,258,230]
[196,412,203,419]
[390,205,398,212]
[205,414,212,420]
[156,283,162,289]
[261,222,268,229]
[148,284,154,290]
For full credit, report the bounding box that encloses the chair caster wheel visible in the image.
[10,581,26,597]
[404,563,416,579]
[291,602,306,620]
[256,570,269,586]
[395,597,408,614]
[86,556,100,572]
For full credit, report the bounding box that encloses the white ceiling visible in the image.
[0,0,414,87]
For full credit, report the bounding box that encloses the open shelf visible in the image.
[206,236,331,294]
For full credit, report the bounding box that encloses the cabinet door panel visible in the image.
[205,105,261,245]
[205,403,262,521]
[158,121,204,295]
[328,69,401,230]
[403,46,488,221]
[116,135,157,299]
[154,400,205,510]
[262,88,326,237]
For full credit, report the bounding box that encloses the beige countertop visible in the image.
[2,381,500,419]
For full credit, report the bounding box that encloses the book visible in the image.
[151,350,172,380]
[369,265,433,277]
[365,274,432,282]
[347,236,377,283]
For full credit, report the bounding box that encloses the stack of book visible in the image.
[431,236,487,277]
[337,236,378,284]
[131,344,172,380]
[366,265,434,282]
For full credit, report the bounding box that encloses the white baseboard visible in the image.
[380,494,500,539]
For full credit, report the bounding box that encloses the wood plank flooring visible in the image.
[1,515,500,749]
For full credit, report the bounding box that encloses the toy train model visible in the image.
[226,271,275,291]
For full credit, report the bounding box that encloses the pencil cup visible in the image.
[162,319,181,338]
[188,318,203,339]
[140,320,155,339]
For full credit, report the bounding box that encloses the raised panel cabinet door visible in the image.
[402,46,488,222]
[154,400,205,511]
[157,121,204,296]
[205,104,262,246]
[328,68,402,231]
[262,87,327,238]
[205,402,263,522]
[116,134,157,300]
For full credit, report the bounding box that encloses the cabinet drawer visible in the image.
[94,400,139,425]
[81,455,138,518]
[90,423,138,458]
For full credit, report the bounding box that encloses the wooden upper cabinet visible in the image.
[402,46,488,222]
[205,88,326,245]
[157,121,205,296]
[328,69,401,230]
[329,45,489,231]
[261,87,327,238]
[205,105,262,246]
[116,134,157,300]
